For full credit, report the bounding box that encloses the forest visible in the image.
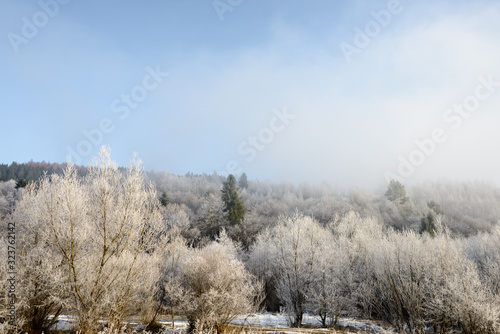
[1,147,500,334]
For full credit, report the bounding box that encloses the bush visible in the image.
[368,230,500,333]
[14,147,166,333]
[179,231,261,333]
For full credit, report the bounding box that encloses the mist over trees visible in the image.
[1,149,500,333]
[146,172,500,243]
[3,160,499,240]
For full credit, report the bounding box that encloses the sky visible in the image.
[1,0,500,189]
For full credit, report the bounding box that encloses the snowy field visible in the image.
[49,313,388,333]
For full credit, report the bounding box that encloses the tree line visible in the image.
[1,149,500,333]
[0,161,88,186]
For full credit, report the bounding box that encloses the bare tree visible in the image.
[136,227,188,331]
[332,211,383,318]
[307,237,353,327]
[197,192,226,240]
[163,203,200,242]
[370,231,428,333]
[17,147,165,333]
[250,212,332,327]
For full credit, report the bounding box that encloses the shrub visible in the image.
[179,231,260,333]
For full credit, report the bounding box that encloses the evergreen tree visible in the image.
[427,200,444,215]
[385,179,409,204]
[15,179,27,189]
[159,191,170,207]
[238,173,248,189]
[420,211,437,237]
[420,201,444,237]
[221,174,245,226]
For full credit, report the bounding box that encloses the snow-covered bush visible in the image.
[15,147,166,333]
[332,211,384,318]
[368,229,500,333]
[139,227,187,329]
[370,230,429,332]
[422,234,500,334]
[306,236,352,327]
[179,231,260,333]
[248,211,350,327]
[465,225,500,296]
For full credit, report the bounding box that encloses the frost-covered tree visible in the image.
[246,224,282,311]
[0,180,20,218]
[198,192,226,240]
[370,231,428,332]
[307,237,352,327]
[367,228,500,333]
[466,226,500,296]
[16,147,165,333]
[423,234,499,334]
[163,203,200,242]
[160,230,188,328]
[332,211,384,318]
[249,212,332,327]
[179,231,260,333]
[13,214,68,332]
[140,228,187,330]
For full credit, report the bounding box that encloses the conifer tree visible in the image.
[385,179,409,204]
[238,173,248,189]
[221,174,245,226]
[159,191,169,207]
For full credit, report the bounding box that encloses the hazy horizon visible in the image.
[2,0,500,189]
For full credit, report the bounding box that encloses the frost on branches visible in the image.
[248,212,354,327]
[178,230,262,333]
[14,147,166,333]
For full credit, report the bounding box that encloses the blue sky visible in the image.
[1,0,500,188]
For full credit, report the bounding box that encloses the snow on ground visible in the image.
[49,313,387,333]
[232,313,290,327]
[231,313,386,332]
[157,320,189,329]
[335,317,385,332]
[49,315,77,331]
[49,316,191,332]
